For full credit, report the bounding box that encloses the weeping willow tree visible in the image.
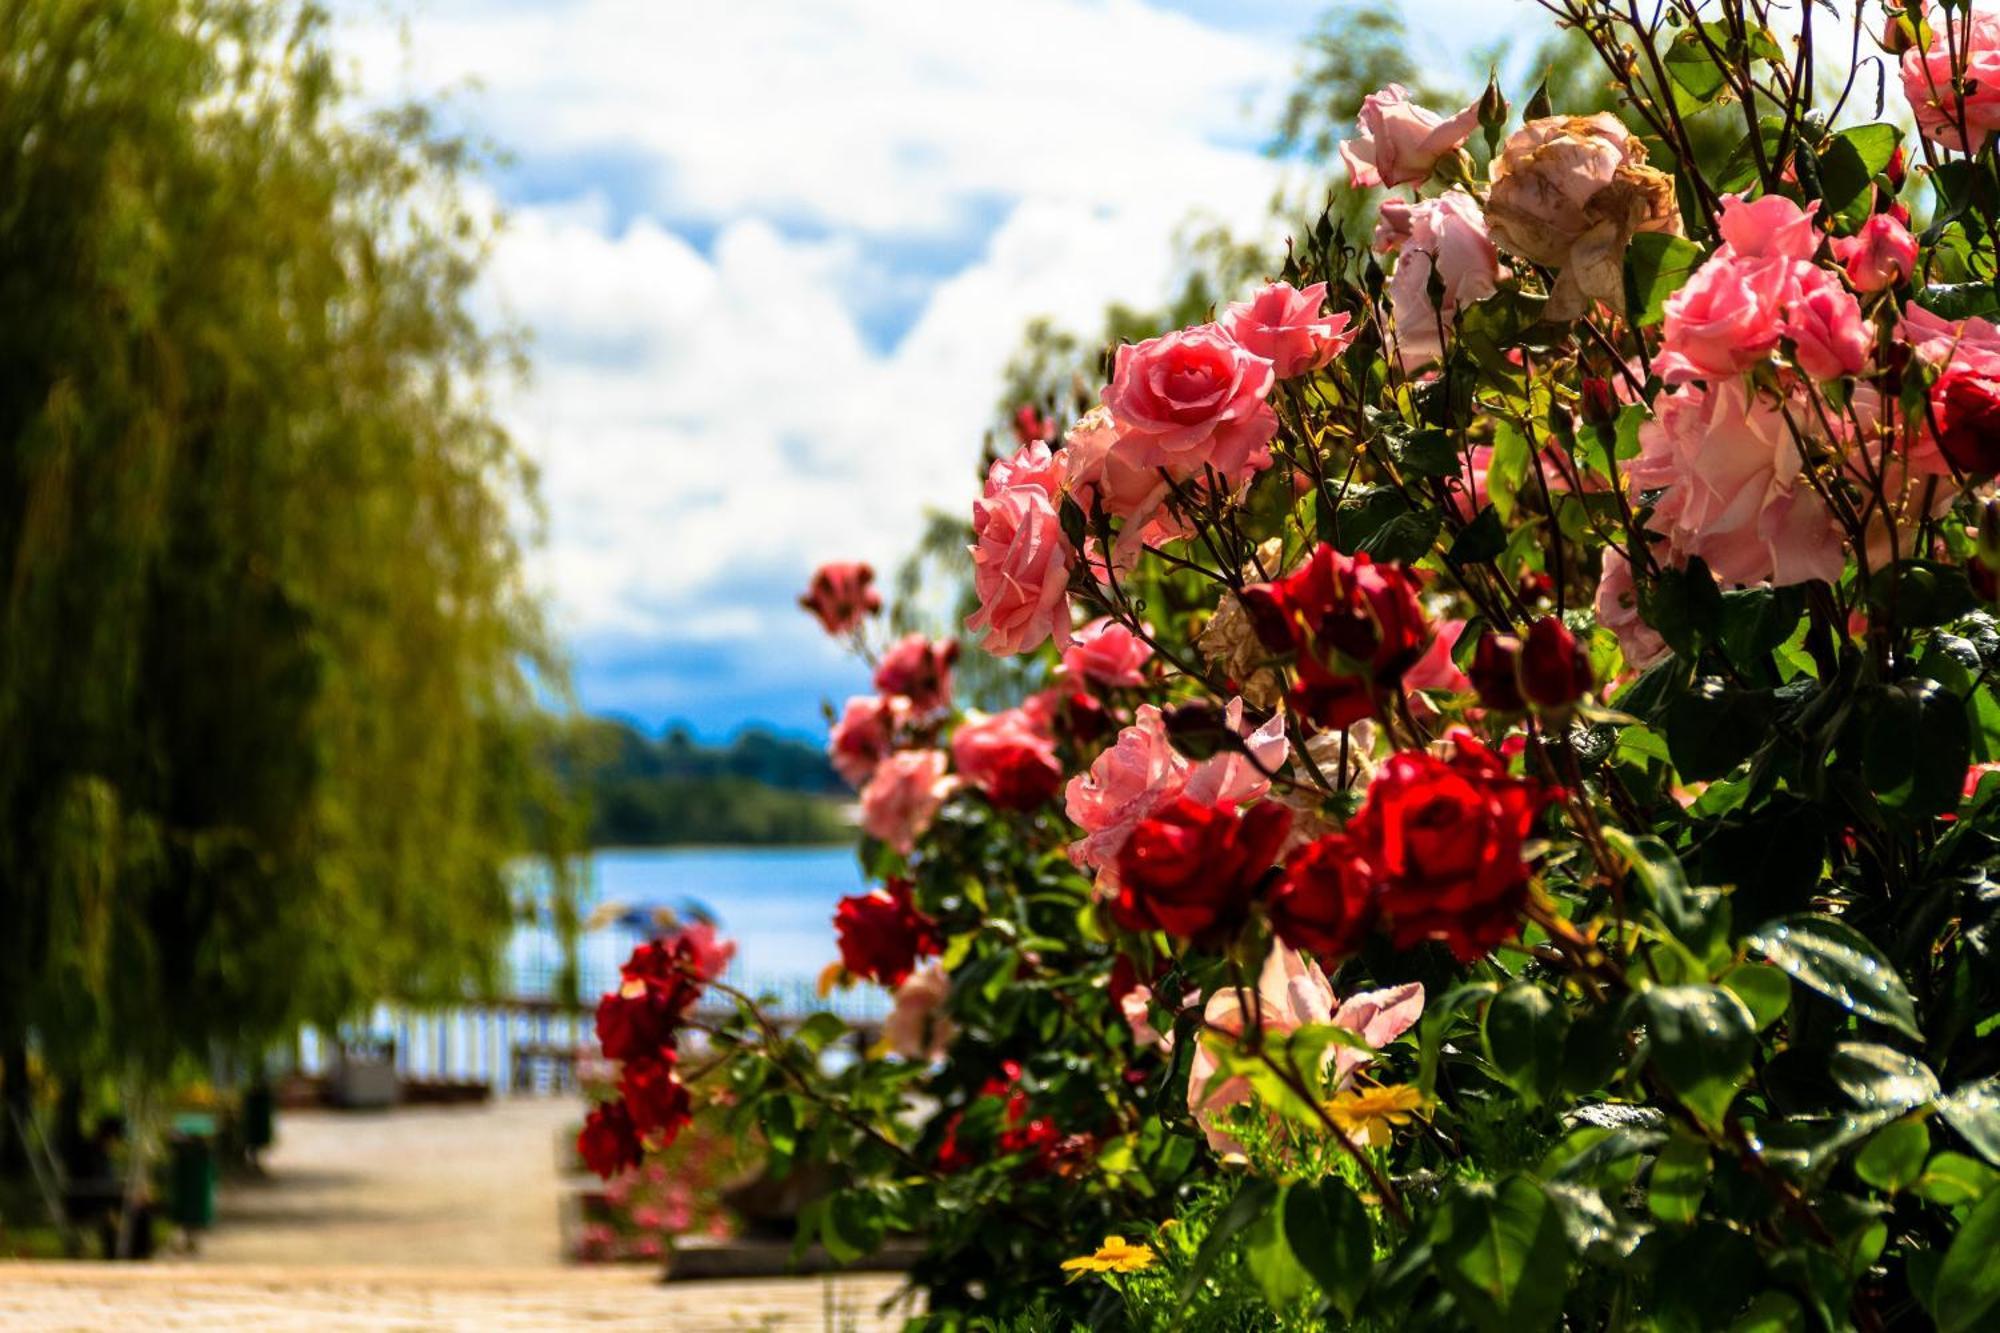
[0,0,578,1131]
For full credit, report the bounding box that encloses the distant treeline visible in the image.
[556,718,852,846]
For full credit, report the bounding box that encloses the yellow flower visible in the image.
[1060,1235,1158,1279]
[1323,1083,1427,1148]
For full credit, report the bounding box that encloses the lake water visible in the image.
[508,845,877,1015]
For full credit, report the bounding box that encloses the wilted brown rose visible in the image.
[1486,113,1681,321]
[1197,540,1289,709]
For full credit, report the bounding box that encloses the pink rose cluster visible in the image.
[966,282,1355,656]
[818,631,961,854]
[1903,10,2000,152]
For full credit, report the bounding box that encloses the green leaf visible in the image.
[1624,233,1703,327]
[1642,985,1755,1132]
[1419,981,1500,1095]
[1829,1042,1940,1115]
[1719,962,1791,1031]
[1934,1189,2000,1333]
[1649,1131,1710,1225]
[1427,1174,1570,1333]
[1868,560,1978,628]
[1914,282,2000,322]
[1285,1176,1373,1317]
[1484,982,1569,1108]
[1913,1152,1999,1206]
[1818,124,1901,215]
[1390,427,1462,478]
[1744,915,1922,1040]
[1728,1291,1807,1333]
[1246,1193,1313,1308]
[1605,828,1727,965]
[1855,1118,1931,1193]
[1937,1078,2000,1167]
[1450,505,1506,564]
[1717,585,1805,671]
[1180,1178,1277,1303]
[1863,678,1972,820]
[794,1011,849,1056]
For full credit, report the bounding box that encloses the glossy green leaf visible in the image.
[1648,1131,1710,1225]
[1744,915,1922,1040]
[1829,1042,1940,1115]
[1934,1189,2000,1332]
[1855,1118,1930,1193]
[1642,985,1755,1132]
[1913,1152,1999,1206]
[1625,233,1703,327]
[1818,124,1901,215]
[1719,962,1790,1030]
[1427,1174,1570,1333]
[1937,1078,2000,1167]
[1246,1195,1312,1308]
[1284,1175,1372,1317]
[1484,982,1569,1108]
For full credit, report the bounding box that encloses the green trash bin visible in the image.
[168,1114,218,1231]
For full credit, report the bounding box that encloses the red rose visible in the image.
[1242,546,1428,729]
[834,879,942,986]
[1348,730,1553,961]
[874,633,959,713]
[577,1099,644,1179]
[1467,632,1526,711]
[950,706,1063,811]
[1268,833,1378,958]
[1519,617,1592,709]
[1114,797,1292,939]
[1933,369,2000,476]
[620,1052,693,1144]
[1012,403,1055,445]
[799,561,880,636]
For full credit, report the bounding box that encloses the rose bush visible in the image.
[582,6,2000,1327]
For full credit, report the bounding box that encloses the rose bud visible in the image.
[1933,369,2000,477]
[1579,376,1619,429]
[1468,632,1526,711]
[1520,616,1593,709]
[1885,143,1908,192]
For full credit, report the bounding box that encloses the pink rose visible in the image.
[1403,618,1472,694]
[1444,445,1492,522]
[1339,83,1479,189]
[966,482,1073,658]
[1388,189,1501,367]
[1101,324,1277,484]
[1903,11,2000,151]
[1832,213,1918,293]
[798,562,880,636]
[1901,302,2000,377]
[1060,616,1153,689]
[859,749,952,855]
[874,634,957,713]
[949,707,1062,812]
[1188,943,1423,1156]
[983,439,1063,500]
[1783,264,1871,381]
[1716,192,1822,263]
[1182,697,1289,809]
[883,963,955,1062]
[1119,984,1171,1052]
[1064,705,1187,876]
[827,694,908,789]
[1629,379,1845,587]
[1218,280,1355,379]
[1061,406,1185,572]
[1372,197,1413,254]
[1657,251,1792,383]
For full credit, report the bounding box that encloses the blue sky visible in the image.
[333,0,1548,740]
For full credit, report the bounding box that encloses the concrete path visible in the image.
[0,1100,912,1329]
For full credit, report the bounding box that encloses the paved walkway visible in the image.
[0,1100,911,1329]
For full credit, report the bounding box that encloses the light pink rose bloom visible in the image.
[1339,83,1479,189]
[1903,11,2000,151]
[859,748,952,855]
[1832,214,1917,294]
[1716,192,1822,263]
[1597,549,1667,675]
[1443,444,1492,522]
[827,694,909,789]
[1901,302,2000,377]
[1657,251,1793,383]
[1403,618,1472,693]
[883,963,955,1062]
[1061,406,1186,572]
[1064,704,1187,875]
[1218,281,1356,379]
[1629,379,1845,587]
[1389,189,1501,367]
[1782,264,1871,381]
[1188,943,1424,1156]
[1183,697,1290,809]
[966,481,1073,658]
[1841,385,1958,562]
[1060,616,1153,688]
[1101,323,1278,484]
[1120,984,1170,1052]
[983,439,1063,500]
[1372,197,1414,255]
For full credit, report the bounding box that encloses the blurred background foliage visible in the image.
[0,0,580,1133]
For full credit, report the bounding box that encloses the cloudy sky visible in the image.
[330,0,1545,738]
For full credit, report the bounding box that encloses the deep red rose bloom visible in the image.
[799,561,880,636]
[620,1051,693,1143]
[1520,616,1592,709]
[874,634,959,713]
[1268,833,1378,958]
[1467,632,1526,711]
[1114,797,1292,939]
[1241,546,1428,729]
[577,1099,644,1179]
[1348,729,1553,961]
[1934,369,2000,476]
[834,879,942,986]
